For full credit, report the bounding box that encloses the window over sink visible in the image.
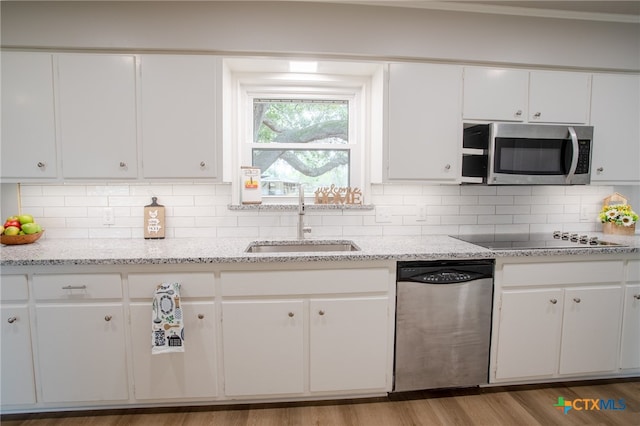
[224,58,383,204]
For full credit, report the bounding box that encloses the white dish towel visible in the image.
[152,282,184,354]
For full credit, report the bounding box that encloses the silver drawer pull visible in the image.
[573,297,581,303]
[7,316,17,324]
[549,299,558,304]
[62,285,87,290]
[318,310,325,316]
[197,314,205,319]
[288,312,295,318]
[634,294,640,300]
[104,315,112,322]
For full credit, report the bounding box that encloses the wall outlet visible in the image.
[103,207,115,225]
[375,206,392,223]
[416,204,427,221]
[580,205,591,222]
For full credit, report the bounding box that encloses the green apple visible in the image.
[18,214,34,225]
[3,226,20,236]
[21,222,39,235]
[34,223,42,233]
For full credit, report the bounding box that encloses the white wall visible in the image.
[19,182,619,240]
[2,1,639,71]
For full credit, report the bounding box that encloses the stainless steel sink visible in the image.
[245,240,360,253]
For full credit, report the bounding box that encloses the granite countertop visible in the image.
[1,234,639,267]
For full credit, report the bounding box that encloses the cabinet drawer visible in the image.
[33,274,122,300]
[1,275,28,301]
[128,273,215,299]
[221,268,389,296]
[502,261,624,287]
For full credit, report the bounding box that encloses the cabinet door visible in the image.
[590,74,640,183]
[35,303,128,403]
[1,52,57,179]
[528,71,591,124]
[130,301,217,400]
[387,63,462,181]
[222,300,304,396]
[57,54,138,178]
[309,297,388,392]
[462,67,528,121]
[140,55,218,178]
[1,306,36,406]
[620,284,640,369]
[494,289,563,380]
[560,286,622,375]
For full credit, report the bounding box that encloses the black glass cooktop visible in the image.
[454,232,624,250]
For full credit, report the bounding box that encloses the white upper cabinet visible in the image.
[528,71,591,124]
[590,73,640,183]
[463,67,528,122]
[463,67,591,124]
[57,54,138,179]
[140,55,219,178]
[387,62,462,182]
[1,52,58,180]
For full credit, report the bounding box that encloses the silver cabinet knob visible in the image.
[37,162,46,168]
[550,299,558,304]
[515,110,522,117]
[634,294,640,300]
[533,112,541,118]
[444,164,451,170]
[318,310,325,316]
[200,161,206,168]
[288,312,295,318]
[597,167,604,173]
[197,314,205,319]
[119,162,127,168]
[104,315,112,322]
[7,316,17,324]
[573,297,581,303]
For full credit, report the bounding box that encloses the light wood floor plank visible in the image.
[2,379,638,426]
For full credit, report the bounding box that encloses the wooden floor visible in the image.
[2,378,638,426]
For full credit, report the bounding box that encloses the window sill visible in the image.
[228,204,374,212]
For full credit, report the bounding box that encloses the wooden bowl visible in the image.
[1,230,44,245]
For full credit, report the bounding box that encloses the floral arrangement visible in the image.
[599,204,638,227]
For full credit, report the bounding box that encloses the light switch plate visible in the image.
[103,207,115,225]
[416,204,427,221]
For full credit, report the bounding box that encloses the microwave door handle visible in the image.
[566,126,579,184]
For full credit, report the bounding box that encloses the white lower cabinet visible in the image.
[128,272,217,400]
[492,259,627,383]
[495,289,563,380]
[220,267,392,398]
[309,297,388,392]
[32,274,128,403]
[621,260,640,369]
[559,286,622,375]
[0,275,36,406]
[222,300,305,396]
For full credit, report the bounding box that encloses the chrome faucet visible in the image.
[297,184,312,239]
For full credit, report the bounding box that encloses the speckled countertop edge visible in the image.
[1,234,638,267]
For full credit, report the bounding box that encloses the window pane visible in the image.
[253,99,348,144]
[253,149,349,195]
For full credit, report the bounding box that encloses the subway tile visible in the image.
[42,185,87,196]
[65,196,108,207]
[496,205,529,215]
[478,215,513,225]
[21,196,65,207]
[442,195,478,205]
[478,195,514,205]
[460,186,496,196]
[513,215,547,224]
[497,186,532,196]
[86,185,130,196]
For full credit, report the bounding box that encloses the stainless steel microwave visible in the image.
[462,123,594,185]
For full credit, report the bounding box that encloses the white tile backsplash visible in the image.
[18,182,636,239]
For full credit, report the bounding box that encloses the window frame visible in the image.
[229,69,371,205]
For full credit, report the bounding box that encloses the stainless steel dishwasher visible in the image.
[393,260,494,392]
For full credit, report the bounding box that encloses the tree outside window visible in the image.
[252,98,353,196]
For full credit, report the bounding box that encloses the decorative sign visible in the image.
[144,197,165,239]
[314,185,363,205]
[241,166,262,204]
